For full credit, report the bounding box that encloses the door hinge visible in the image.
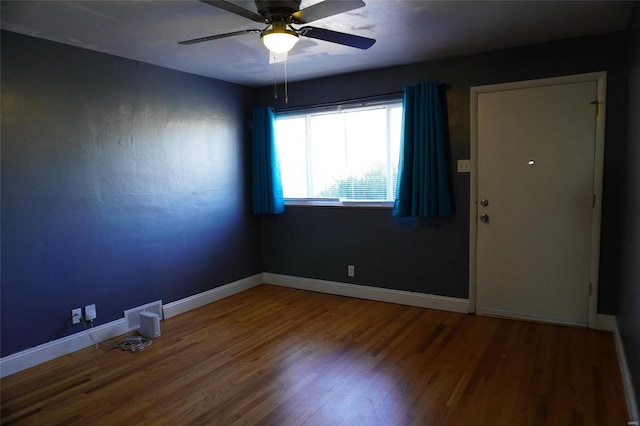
[590,100,599,116]
[593,193,596,208]
[589,282,592,296]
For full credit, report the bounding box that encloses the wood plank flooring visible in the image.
[1,285,627,425]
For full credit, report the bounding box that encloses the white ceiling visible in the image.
[0,1,634,87]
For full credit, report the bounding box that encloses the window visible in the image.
[274,101,403,206]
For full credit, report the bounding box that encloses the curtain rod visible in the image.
[274,83,450,114]
[274,91,402,114]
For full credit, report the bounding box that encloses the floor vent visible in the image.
[124,300,163,331]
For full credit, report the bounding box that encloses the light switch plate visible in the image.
[457,159,471,173]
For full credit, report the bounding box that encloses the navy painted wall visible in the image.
[254,32,628,310]
[619,1,640,412]
[1,31,261,357]
[0,26,633,361]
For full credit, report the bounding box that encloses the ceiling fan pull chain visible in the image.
[273,58,278,100]
[284,56,289,104]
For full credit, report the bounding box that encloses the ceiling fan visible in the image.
[179,0,376,54]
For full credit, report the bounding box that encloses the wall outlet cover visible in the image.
[72,308,82,325]
[348,265,355,277]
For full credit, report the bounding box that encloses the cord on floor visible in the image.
[105,336,152,353]
[82,318,152,352]
[82,319,99,349]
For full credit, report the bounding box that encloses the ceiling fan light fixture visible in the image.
[261,22,299,54]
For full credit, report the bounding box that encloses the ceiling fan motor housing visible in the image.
[255,0,302,22]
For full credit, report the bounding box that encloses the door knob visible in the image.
[480,199,489,207]
[480,214,489,223]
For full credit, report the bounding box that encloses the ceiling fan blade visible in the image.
[291,0,365,24]
[199,0,265,23]
[179,29,261,45]
[299,26,375,50]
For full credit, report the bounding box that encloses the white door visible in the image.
[470,74,606,327]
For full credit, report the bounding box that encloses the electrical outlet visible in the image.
[348,265,355,277]
[84,304,96,321]
[72,308,82,325]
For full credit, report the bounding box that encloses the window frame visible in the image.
[274,98,403,208]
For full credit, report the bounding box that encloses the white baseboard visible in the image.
[263,273,469,313]
[0,318,129,378]
[611,316,640,422]
[162,274,263,319]
[594,313,617,332]
[0,273,264,378]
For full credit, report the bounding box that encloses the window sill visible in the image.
[284,198,394,209]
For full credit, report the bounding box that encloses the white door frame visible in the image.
[468,72,607,328]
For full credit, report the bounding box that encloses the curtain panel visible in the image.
[252,107,285,215]
[393,82,452,218]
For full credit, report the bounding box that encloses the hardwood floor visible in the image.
[1,285,627,425]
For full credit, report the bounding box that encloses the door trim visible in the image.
[468,72,607,328]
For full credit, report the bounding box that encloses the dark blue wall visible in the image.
[254,32,628,309]
[1,25,634,362]
[619,2,640,413]
[1,31,261,357]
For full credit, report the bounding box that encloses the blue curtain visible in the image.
[252,107,285,214]
[393,82,452,217]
